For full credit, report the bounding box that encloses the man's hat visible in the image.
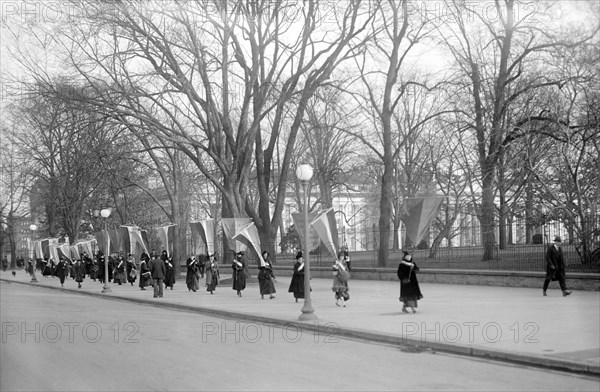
[295,251,303,259]
[554,236,562,243]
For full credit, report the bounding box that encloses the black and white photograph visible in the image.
[1,1,599,391]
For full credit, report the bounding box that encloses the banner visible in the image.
[292,212,320,252]
[190,220,215,255]
[400,196,445,245]
[310,207,339,258]
[221,218,252,253]
[69,245,80,260]
[108,227,129,254]
[156,224,177,257]
[76,240,94,258]
[57,244,72,261]
[34,240,43,260]
[48,238,60,262]
[123,225,149,256]
[232,222,265,267]
[95,231,110,255]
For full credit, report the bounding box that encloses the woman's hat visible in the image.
[554,236,562,243]
[236,251,245,256]
[295,251,303,259]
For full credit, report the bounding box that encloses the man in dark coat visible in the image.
[543,236,571,297]
[149,255,166,298]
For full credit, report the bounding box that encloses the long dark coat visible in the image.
[545,244,566,281]
[186,257,199,291]
[55,260,67,284]
[288,261,305,299]
[164,258,176,288]
[126,258,137,284]
[397,262,422,303]
[139,260,152,288]
[258,261,276,295]
[74,261,85,283]
[232,258,247,291]
[206,260,219,292]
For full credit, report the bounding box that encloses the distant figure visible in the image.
[74,259,85,289]
[332,251,350,307]
[543,236,572,297]
[397,250,422,313]
[126,254,137,286]
[113,255,126,285]
[197,254,206,278]
[149,255,166,298]
[288,251,305,303]
[2,256,8,271]
[258,251,276,300]
[205,253,220,294]
[232,252,248,297]
[186,254,199,292]
[55,258,67,287]
[139,254,151,290]
[164,256,176,290]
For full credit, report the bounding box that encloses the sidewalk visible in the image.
[1,270,598,375]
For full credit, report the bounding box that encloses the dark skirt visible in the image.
[288,274,305,299]
[139,272,152,288]
[259,277,276,295]
[165,269,176,288]
[206,275,218,292]
[127,269,137,284]
[186,270,199,291]
[400,276,423,306]
[232,270,246,291]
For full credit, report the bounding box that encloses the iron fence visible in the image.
[182,218,600,272]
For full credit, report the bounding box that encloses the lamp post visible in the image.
[29,224,38,283]
[100,208,112,293]
[296,164,317,321]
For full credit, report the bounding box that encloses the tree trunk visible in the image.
[481,164,496,261]
[378,167,393,266]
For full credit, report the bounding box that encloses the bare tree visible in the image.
[31,0,375,260]
[437,0,598,260]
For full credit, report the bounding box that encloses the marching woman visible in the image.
[139,254,151,290]
[186,254,199,292]
[42,258,52,277]
[55,257,67,287]
[397,250,423,313]
[258,251,276,299]
[205,253,220,294]
[164,256,176,290]
[74,258,85,289]
[288,251,305,303]
[232,252,248,297]
[332,251,350,307]
[126,254,137,286]
[113,254,127,285]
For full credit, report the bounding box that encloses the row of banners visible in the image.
[30,197,443,264]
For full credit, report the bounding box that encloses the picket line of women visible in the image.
[27,247,424,312]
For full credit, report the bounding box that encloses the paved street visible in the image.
[1,279,599,391]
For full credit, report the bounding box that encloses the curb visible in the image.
[2,278,599,376]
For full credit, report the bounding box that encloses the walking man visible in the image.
[150,255,166,298]
[543,236,572,297]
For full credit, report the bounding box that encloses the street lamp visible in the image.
[296,164,317,321]
[100,208,112,293]
[29,224,38,283]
